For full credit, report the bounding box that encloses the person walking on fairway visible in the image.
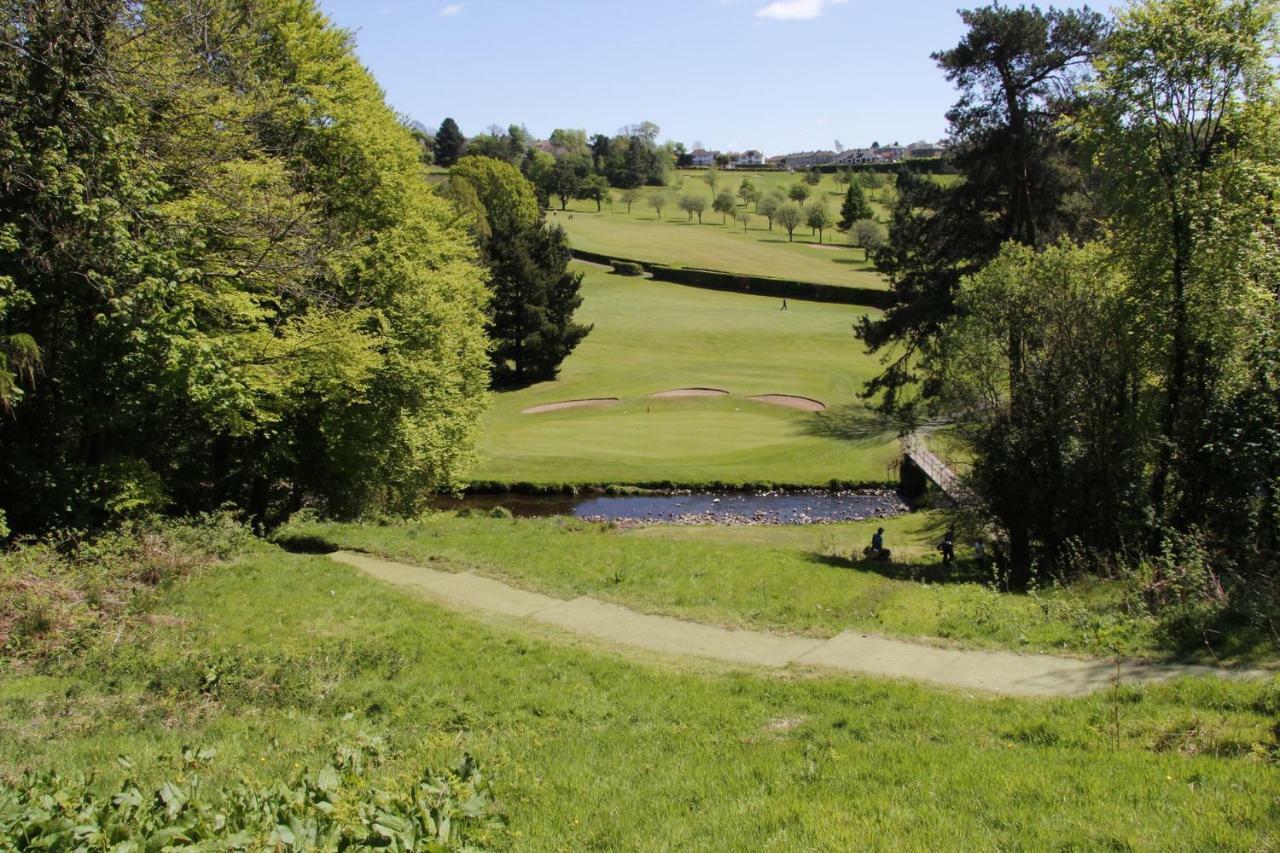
[940,526,956,567]
[780,298,788,311]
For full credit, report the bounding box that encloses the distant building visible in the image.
[689,148,720,167]
[906,140,948,159]
[776,150,838,168]
[727,150,764,168]
[831,148,878,166]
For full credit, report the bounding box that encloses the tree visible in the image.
[936,241,1144,587]
[857,3,1107,413]
[548,128,590,157]
[650,192,669,221]
[837,182,873,230]
[757,192,782,230]
[704,166,719,198]
[737,210,753,232]
[788,183,810,204]
[620,187,642,213]
[1079,0,1280,540]
[834,169,851,187]
[579,174,610,212]
[487,224,592,387]
[737,178,760,210]
[551,157,584,209]
[522,149,556,208]
[449,156,541,236]
[775,202,803,242]
[679,193,707,223]
[806,201,833,243]
[804,167,822,185]
[0,0,490,530]
[851,219,887,257]
[434,117,466,166]
[713,189,737,224]
[673,142,693,168]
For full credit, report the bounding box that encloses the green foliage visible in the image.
[0,0,491,529]
[712,189,737,224]
[837,182,872,231]
[775,201,803,242]
[0,748,503,850]
[805,200,833,243]
[787,183,810,204]
[448,156,541,235]
[609,260,645,276]
[679,192,707,223]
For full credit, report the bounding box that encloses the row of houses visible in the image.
[688,148,765,168]
[764,141,948,169]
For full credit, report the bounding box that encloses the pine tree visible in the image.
[838,182,873,231]
[434,117,466,166]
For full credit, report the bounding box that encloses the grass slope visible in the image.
[279,514,1279,665]
[554,170,893,287]
[3,544,1277,849]
[473,265,900,486]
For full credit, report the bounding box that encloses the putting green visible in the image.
[472,265,900,485]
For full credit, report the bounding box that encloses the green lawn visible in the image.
[553,170,894,287]
[472,264,901,486]
[3,542,1277,849]
[277,513,1278,665]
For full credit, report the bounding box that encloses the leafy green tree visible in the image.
[579,175,610,212]
[737,178,760,210]
[736,210,753,232]
[804,167,822,185]
[550,157,585,209]
[857,3,1107,413]
[713,189,737,224]
[806,200,833,243]
[649,191,669,221]
[521,149,556,208]
[704,166,719,198]
[0,0,491,531]
[775,201,803,242]
[434,117,466,166]
[851,219,887,257]
[788,183,810,204]
[620,187,642,213]
[837,182,873,231]
[679,193,707,223]
[1079,0,1280,542]
[757,192,783,230]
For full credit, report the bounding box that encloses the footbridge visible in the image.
[898,433,970,503]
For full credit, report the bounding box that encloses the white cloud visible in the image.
[754,0,845,21]
[440,4,463,16]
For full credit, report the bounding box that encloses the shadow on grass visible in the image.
[805,552,996,585]
[272,533,342,555]
[801,403,908,443]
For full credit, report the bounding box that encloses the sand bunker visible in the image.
[522,397,620,415]
[805,243,847,251]
[647,387,730,398]
[748,394,826,412]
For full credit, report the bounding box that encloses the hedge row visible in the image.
[570,249,893,309]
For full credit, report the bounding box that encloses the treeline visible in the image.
[863,0,1279,630]
[0,0,499,533]
[415,118,675,208]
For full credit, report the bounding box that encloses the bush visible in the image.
[610,260,645,276]
[0,513,252,665]
[488,506,514,519]
[0,748,505,850]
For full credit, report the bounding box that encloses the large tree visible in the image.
[837,182,873,231]
[0,0,491,531]
[857,4,1108,413]
[448,157,591,387]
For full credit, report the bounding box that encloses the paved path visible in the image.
[330,552,1272,698]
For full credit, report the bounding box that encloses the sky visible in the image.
[313,0,1038,155]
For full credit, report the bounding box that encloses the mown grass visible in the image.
[2,541,1277,849]
[275,513,1280,666]
[554,170,894,288]
[473,265,901,486]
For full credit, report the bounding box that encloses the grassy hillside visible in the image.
[553,170,894,287]
[276,513,1280,664]
[3,539,1277,849]
[472,265,901,486]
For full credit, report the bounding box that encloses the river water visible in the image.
[434,489,905,525]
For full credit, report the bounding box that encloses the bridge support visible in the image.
[898,454,928,499]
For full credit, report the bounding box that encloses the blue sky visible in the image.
[314,0,1042,155]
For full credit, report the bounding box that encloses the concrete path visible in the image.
[330,552,1273,698]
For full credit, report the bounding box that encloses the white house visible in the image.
[689,148,720,167]
[727,150,764,168]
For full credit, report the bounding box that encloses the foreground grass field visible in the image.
[472,265,900,486]
[3,539,1278,849]
[277,513,1280,665]
[554,170,892,288]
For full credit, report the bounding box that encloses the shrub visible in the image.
[0,749,505,850]
[489,506,514,519]
[611,260,645,276]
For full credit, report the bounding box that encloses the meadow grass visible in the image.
[278,513,1278,665]
[2,543,1277,849]
[554,170,894,287]
[472,265,901,486]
